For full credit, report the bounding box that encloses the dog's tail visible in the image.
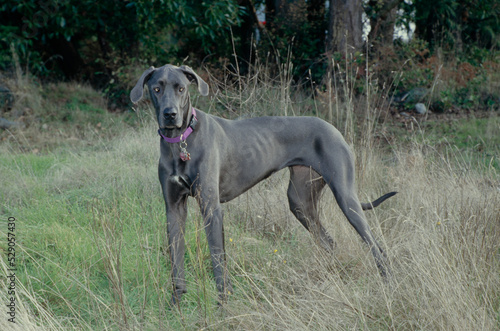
[361,192,397,210]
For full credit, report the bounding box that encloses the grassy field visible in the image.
[1,68,499,330]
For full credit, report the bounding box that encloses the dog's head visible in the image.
[130,65,209,131]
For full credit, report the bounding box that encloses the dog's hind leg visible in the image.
[287,166,336,252]
[322,146,390,278]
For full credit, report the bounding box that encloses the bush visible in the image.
[0,0,244,100]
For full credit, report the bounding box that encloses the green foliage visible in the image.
[0,0,138,76]
[414,0,458,50]
[132,0,243,59]
[394,38,435,89]
[252,1,328,83]
[461,0,500,49]
[1,0,499,111]
[0,0,243,87]
[413,0,500,51]
[386,36,500,111]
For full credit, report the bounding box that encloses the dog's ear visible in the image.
[130,66,155,103]
[179,65,209,96]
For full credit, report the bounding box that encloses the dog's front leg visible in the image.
[165,198,188,306]
[198,193,232,304]
[159,169,190,306]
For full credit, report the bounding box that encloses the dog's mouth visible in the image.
[159,120,182,129]
[159,119,183,131]
[159,128,174,135]
[159,125,182,134]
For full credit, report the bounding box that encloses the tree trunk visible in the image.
[237,0,257,74]
[367,0,402,50]
[327,0,364,54]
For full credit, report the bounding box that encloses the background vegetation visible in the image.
[0,0,499,330]
[1,0,499,108]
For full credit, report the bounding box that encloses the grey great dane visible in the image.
[130,64,396,305]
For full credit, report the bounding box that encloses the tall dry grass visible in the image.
[191,58,499,329]
[217,141,500,330]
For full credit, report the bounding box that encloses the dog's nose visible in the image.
[163,107,177,119]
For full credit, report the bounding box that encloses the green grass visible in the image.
[417,116,500,172]
[421,116,500,150]
[0,72,499,330]
[384,113,500,174]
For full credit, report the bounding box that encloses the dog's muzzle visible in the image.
[160,107,181,129]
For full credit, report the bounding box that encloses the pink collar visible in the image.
[158,108,198,143]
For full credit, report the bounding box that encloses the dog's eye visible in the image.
[179,87,185,93]
[153,87,160,93]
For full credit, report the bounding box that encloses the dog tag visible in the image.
[179,139,190,161]
[180,150,190,161]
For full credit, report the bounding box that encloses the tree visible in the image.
[327,0,364,54]
[414,0,458,52]
[257,0,328,79]
[0,0,244,82]
[236,0,265,74]
[366,0,404,49]
[413,0,500,53]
